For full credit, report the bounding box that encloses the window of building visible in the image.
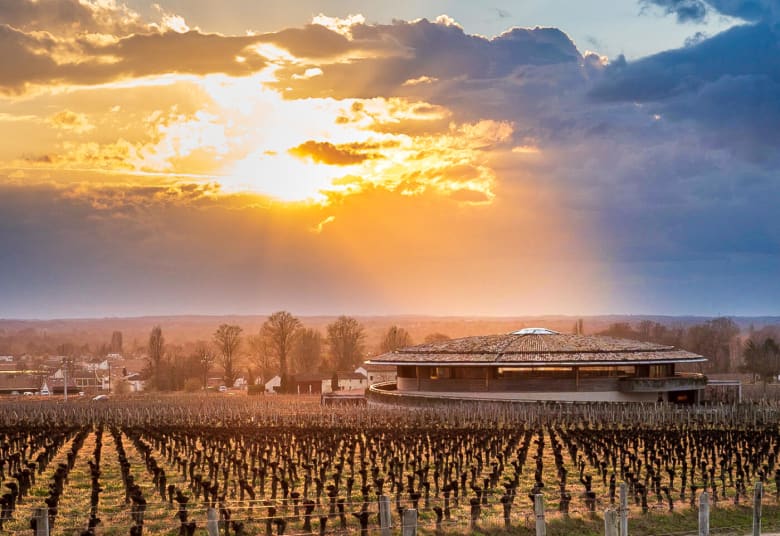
[578,366,635,378]
[497,367,575,379]
[431,367,451,379]
[649,364,673,378]
[453,367,488,379]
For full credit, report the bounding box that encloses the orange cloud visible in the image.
[289,140,382,165]
[48,109,93,133]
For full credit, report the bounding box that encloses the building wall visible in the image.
[339,378,367,391]
[397,376,622,392]
[367,371,397,384]
[374,386,662,403]
[265,376,281,393]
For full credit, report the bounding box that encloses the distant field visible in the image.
[1,396,778,535]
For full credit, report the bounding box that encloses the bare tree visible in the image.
[110,330,123,353]
[742,337,780,396]
[148,326,164,391]
[686,317,739,372]
[293,328,322,372]
[424,332,451,344]
[247,333,275,385]
[194,341,214,389]
[327,316,365,371]
[380,325,413,353]
[262,311,301,377]
[213,324,242,386]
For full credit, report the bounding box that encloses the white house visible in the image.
[359,363,397,385]
[265,375,281,393]
[85,359,110,372]
[334,371,368,391]
[233,377,248,389]
[123,372,146,393]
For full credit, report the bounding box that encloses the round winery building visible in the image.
[367,328,708,404]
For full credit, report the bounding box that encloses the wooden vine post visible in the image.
[379,495,392,536]
[534,493,546,536]
[402,508,417,536]
[753,482,763,536]
[619,482,628,536]
[698,491,709,536]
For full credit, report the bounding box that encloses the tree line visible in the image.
[598,318,780,388]
[143,312,436,392]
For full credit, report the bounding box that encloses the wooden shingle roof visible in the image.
[367,332,706,366]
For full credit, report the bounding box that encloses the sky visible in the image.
[0,0,778,319]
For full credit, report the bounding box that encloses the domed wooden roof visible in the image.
[368,330,706,366]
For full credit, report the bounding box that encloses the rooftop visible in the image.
[367,330,706,366]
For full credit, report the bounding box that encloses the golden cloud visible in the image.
[289,140,383,165]
[48,109,93,133]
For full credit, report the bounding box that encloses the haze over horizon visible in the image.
[1,0,778,319]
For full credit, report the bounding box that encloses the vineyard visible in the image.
[1,396,779,535]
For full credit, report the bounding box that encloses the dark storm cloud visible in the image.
[642,0,780,22]
[641,0,708,22]
[591,22,780,151]
[594,23,780,102]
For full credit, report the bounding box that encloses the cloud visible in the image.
[402,75,438,86]
[591,22,780,154]
[641,0,709,22]
[2,7,780,315]
[0,24,61,94]
[268,19,582,100]
[641,0,780,23]
[592,23,780,101]
[0,0,145,35]
[289,140,383,165]
[311,215,335,233]
[48,109,93,133]
[257,24,356,58]
[0,25,268,94]
[496,9,512,19]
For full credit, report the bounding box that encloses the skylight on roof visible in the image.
[511,327,559,335]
